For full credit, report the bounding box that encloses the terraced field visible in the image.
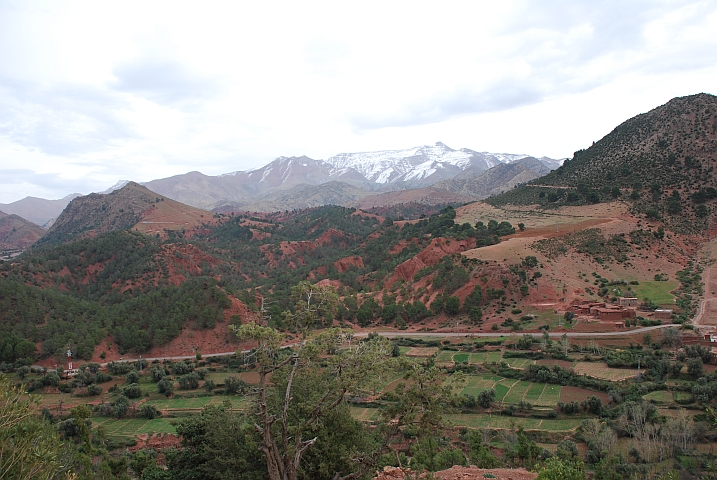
[435,350,503,365]
[459,374,562,407]
[144,396,244,410]
[447,414,582,431]
[573,362,637,381]
[93,417,177,437]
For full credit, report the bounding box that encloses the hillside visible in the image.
[488,94,717,231]
[35,182,213,247]
[0,211,45,253]
[434,157,550,198]
[0,193,80,226]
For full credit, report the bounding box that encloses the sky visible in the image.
[0,0,716,203]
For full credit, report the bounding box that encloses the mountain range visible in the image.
[142,143,562,210]
[4,143,562,226]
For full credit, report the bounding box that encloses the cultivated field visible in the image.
[573,362,638,381]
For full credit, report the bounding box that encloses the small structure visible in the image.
[619,297,639,307]
[614,322,625,328]
[596,308,624,322]
[705,334,717,342]
[654,309,673,321]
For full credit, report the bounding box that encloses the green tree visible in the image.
[166,402,266,480]
[0,376,68,480]
[234,281,457,480]
[444,296,460,316]
[536,457,586,480]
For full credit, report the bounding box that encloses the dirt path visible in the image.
[692,236,717,329]
[47,323,681,371]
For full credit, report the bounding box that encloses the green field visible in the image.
[469,351,503,364]
[350,407,381,422]
[503,357,535,368]
[644,391,672,404]
[93,417,177,437]
[631,280,678,305]
[524,383,546,402]
[454,353,469,363]
[447,414,581,431]
[535,384,562,407]
[144,396,243,410]
[503,381,533,403]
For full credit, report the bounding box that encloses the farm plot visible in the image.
[560,386,609,404]
[524,383,547,403]
[454,353,469,363]
[573,362,637,381]
[468,351,503,364]
[503,381,532,404]
[447,414,581,432]
[461,375,502,397]
[494,379,519,401]
[504,358,535,368]
[405,347,439,357]
[93,418,176,437]
[644,391,672,404]
[534,384,562,407]
[435,350,456,366]
[145,396,243,410]
[350,407,381,422]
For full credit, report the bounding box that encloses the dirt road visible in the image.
[692,236,717,329]
[73,324,679,368]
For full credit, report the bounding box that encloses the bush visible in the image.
[141,404,161,419]
[178,372,200,390]
[87,384,103,396]
[126,370,140,384]
[151,366,166,383]
[123,383,142,399]
[224,376,247,394]
[157,377,174,397]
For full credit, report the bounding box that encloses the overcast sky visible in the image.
[0,0,716,203]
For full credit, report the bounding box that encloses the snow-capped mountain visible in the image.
[139,142,563,209]
[324,142,535,185]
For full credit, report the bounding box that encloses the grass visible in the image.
[454,353,469,363]
[535,384,562,406]
[631,280,678,305]
[573,362,638,381]
[503,381,532,404]
[644,391,672,404]
[461,374,506,397]
[503,358,535,368]
[525,383,546,402]
[468,351,503,364]
[435,351,455,365]
[93,417,177,437]
[447,414,582,431]
[349,407,381,422]
[144,396,243,410]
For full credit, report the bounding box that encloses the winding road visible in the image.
[83,323,680,367]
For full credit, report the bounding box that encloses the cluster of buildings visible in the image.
[570,297,673,326]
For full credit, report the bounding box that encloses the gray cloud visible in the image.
[0,168,97,195]
[0,77,137,156]
[350,0,716,130]
[112,58,218,105]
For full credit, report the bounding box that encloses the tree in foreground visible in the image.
[234,281,457,480]
[536,457,586,480]
[0,375,68,480]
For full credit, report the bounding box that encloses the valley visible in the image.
[2,93,717,479]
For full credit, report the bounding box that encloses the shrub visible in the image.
[123,383,142,399]
[178,372,200,390]
[141,404,161,420]
[157,377,174,397]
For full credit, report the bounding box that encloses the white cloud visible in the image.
[0,0,715,203]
